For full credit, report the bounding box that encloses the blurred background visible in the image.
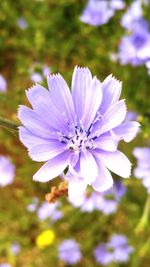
[0,0,150,266]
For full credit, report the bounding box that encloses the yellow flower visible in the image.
[36,229,55,249]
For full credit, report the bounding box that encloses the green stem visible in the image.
[0,116,19,135]
[135,194,150,234]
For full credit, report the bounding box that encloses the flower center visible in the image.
[68,132,94,151]
[59,124,95,151]
[133,34,147,49]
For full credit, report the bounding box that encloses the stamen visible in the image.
[59,122,96,152]
[60,140,66,144]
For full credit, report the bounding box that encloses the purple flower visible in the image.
[69,180,126,214]
[0,75,7,92]
[11,243,21,255]
[99,198,118,215]
[114,180,126,201]
[18,66,139,199]
[58,239,81,264]
[94,243,113,265]
[37,201,63,222]
[94,234,134,265]
[29,64,51,82]
[69,189,103,212]
[108,234,134,263]
[42,65,51,77]
[118,21,150,66]
[121,0,143,30]
[95,181,126,214]
[110,0,125,10]
[17,18,28,30]
[0,156,15,187]
[133,147,150,192]
[26,197,39,212]
[80,0,125,26]
[30,72,43,83]
[108,234,128,248]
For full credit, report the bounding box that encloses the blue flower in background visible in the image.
[18,66,139,199]
[26,197,39,212]
[99,181,126,215]
[37,201,63,222]
[80,0,125,26]
[58,239,81,264]
[42,64,51,78]
[29,64,51,83]
[11,243,21,255]
[0,156,15,187]
[0,75,7,92]
[30,72,43,83]
[119,0,150,69]
[133,147,150,193]
[108,234,134,262]
[17,18,28,30]
[69,181,126,214]
[121,0,143,30]
[94,243,114,265]
[94,234,134,265]
[118,20,150,66]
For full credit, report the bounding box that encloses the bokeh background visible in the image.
[0,0,150,266]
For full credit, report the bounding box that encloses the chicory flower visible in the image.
[58,239,81,264]
[80,0,125,26]
[0,156,15,187]
[18,66,139,198]
[133,147,150,192]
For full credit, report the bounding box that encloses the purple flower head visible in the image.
[94,234,134,265]
[94,243,113,265]
[110,0,125,10]
[118,22,150,66]
[80,0,125,26]
[18,66,139,199]
[30,72,43,83]
[0,75,7,92]
[98,181,126,214]
[11,243,21,255]
[69,189,104,212]
[81,192,100,212]
[121,0,143,30]
[17,18,28,30]
[99,198,118,215]
[42,65,51,78]
[26,197,39,212]
[30,63,51,82]
[37,201,63,222]
[108,234,127,248]
[108,234,134,263]
[113,180,126,201]
[69,180,126,214]
[0,156,15,187]
[58,239,81,264]
[133,147,150,192]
